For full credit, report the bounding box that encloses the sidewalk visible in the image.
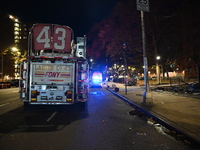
[107,82,200,143]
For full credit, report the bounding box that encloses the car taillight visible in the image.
[31,90,39,102]
[65,90,72,102]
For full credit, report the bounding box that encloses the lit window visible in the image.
[14,23,19,27]
[14,27,19,31]
[14,31,19,34]
[15,40,19,43]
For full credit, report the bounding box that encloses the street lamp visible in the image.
[12,47,18,52]
[1,53,3,81]
[90,59,93,68]
[156,56,161,84]
[156,56,160,60]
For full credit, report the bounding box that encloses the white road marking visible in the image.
[0,103,9,107]
[17,125,54,128]
[46,111,57,122]
[101,92,105,95]
[11,91,18,92]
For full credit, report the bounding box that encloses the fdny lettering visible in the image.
[35,65,54,70]
[45,72,61,78]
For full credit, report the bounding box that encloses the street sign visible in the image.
[137,0,149,12]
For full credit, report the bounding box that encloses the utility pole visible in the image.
[141,10,149,103]
[1,53,3,81]
[137,0,150,103]
[123,42,128,94]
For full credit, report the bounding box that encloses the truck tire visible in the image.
[23,102,30,111]
[72,102,87,111]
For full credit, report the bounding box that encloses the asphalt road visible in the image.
[0,87,191,150]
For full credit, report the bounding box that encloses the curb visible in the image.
[107,87,200,149]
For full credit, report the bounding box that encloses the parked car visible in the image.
[185,82,200,93]
[125,78,137,86]
[5,82,11,88]
[0,82,6,89]
[10,79,19,87]
[138,77,144,80]
[0,82,11,88]
[139,77,154,80]
[114,77,137,86]
[151,76,157,80]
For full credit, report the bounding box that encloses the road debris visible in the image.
[136,132,146,136]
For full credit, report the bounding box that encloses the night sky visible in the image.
[1,0,121,37]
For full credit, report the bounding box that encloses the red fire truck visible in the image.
[19,24,89,106]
